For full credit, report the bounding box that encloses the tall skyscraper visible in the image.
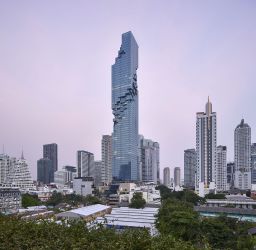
[234,119,251,190]
[139,136,160,184]
[174,167,181,187]
[196,97,217,190]
[251,143,256,185]
[101,135,112,185]
[163,167,170,187]
[77,151,94,178]
[216,146,228,191]
[37,158,53,184]
[43,143,58,172]
[184,149,196,189]
[112,31,139,181]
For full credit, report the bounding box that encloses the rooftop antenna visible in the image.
[2,144,5,154]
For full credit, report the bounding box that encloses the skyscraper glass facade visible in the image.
[112,31,139,181]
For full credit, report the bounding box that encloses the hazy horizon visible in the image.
[1,1,256,179]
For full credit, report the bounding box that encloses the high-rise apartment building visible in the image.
[37,158,53,184]
[77,151,94,178]
[0,153,33,190]
[163,167,170,187]
[174,167,181,187]
[216,146,228,191]
[112,31,139,181]
[43,143,58,172]
[227,162,235,190]
[139,136,159,184]
[184,149,196,189]
[196,98,217,189]
[0,154,11,184]
[101,135,112,185]
[234,119,251,189]
[251,143,256,185]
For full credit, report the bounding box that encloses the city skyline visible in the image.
[1,1,256,179]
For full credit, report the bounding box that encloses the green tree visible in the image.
[129,192,146,209]
[83,195,101,206]
[204,193,226,199]
[0,216,198,250]
[22,194,41,208]
[156,185,205,205]
[46,191,63,206]
[156,199,201,243]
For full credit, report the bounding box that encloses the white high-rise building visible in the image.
[7,153,34,190]
[234,119,251,190]
[0,154,11,184]
[163,167,170,187]
[174,167,181,187]
[139,136,159,184]
[216,146,228,191]
[101,135,112,185]
[196,97,217,190]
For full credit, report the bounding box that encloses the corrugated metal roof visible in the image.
[96,207,158,229]
[57,204,110,217]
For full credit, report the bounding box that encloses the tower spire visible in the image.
[21,148,24,160]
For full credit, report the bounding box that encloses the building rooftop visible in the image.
[96,207,158,234]
[57,204,110,218]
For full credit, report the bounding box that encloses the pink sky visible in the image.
[1,1,256,179]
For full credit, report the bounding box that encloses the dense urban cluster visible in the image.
[1,31,256,249]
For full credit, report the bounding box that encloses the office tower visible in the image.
[184,149,196,189]
[101,135,112,185]
[37,158,53,184]
[227,162,235,190]
[216,146,228,191]
[234,119,251,189]
[94,161,103,187]
[163,167,170,187]
[43,143,58,172]
[112,31,139,181]
[251,143,256,185]
[174,167,181,187]
[7,152,34,190]
[196,97,217,189]
[139,136,159,184]
[77,151,94,177]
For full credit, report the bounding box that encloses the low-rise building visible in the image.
[96,207,158,235]
[0,187,21,213]
[56,204,111,222]
[205,195,256,209]
[73,177,95,197]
